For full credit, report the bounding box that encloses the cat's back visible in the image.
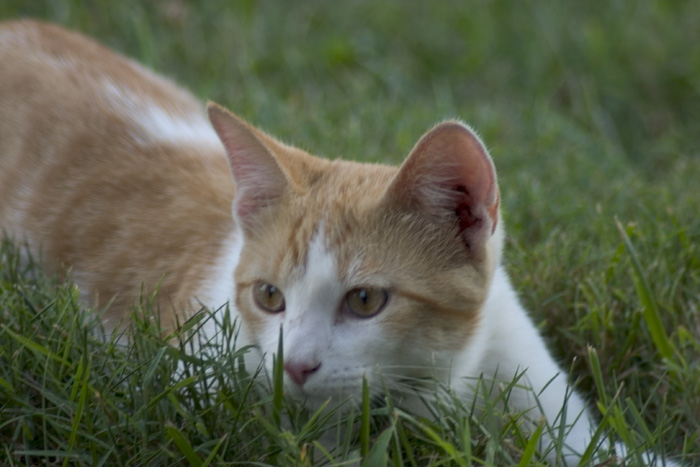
[0,19,204,116]
[0,19,219,203]
[0,19,217,171]
[0,20,235,325]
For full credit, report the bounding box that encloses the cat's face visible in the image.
[209,104,502,407]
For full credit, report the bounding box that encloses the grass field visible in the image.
[1,1,699,465]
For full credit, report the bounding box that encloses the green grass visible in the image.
[1,1,699,465]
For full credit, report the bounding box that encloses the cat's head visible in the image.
[209,103,503,407]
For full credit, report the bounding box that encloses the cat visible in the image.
[0,20,679,466]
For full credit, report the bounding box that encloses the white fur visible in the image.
[101,80,221,149]
[135,104,220,149]
[197,230,244,344]
[469,266,592,463]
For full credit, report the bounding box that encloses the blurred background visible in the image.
[2,0,698,455]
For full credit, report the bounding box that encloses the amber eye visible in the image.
[345,287,389,318]
[253,282,286,313]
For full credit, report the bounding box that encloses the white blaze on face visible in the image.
[282,227,343,372]
[252,223,425,407]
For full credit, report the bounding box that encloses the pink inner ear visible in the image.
[208,103,288,227]
[454,185,480,233]
[389,121,499,250]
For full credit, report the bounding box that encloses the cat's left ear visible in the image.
[208,102,289,228]
[385,121,499,251]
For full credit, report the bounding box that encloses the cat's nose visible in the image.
[284,361,321,386]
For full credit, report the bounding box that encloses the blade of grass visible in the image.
[143,346,167,386]
[4,328,70,366]
[298,398,331,439]
[0,375,14,394]
[135,375,199,417]
[579,413,609,466]
[518,421,544,467]
[401,412,467,467]
[615,218,675,362]
[166,422,204,467]
[461,414,472,465]
[272,325,284,428]
[69,354,85,403]
[64,352,90,467]
[201,434,227,467]
[611,404,643,466]
[361,422,394,467]
[587,345,609,409]
[360,375,370,459]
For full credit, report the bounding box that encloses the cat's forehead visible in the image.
[250,207,463,290]
[302,159,396,203]
[264,160,395,268]
[242,155,481,286]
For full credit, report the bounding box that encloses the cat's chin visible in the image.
[281,368,435,414]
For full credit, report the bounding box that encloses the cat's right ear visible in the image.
[208,102,289,229]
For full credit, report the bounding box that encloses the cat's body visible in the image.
[0,20,239,330]
[0,20,675,465]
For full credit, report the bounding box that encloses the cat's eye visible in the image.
[345,287,388,318]
[253,282,286,313]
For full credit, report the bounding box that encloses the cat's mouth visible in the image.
[282,374,365,410]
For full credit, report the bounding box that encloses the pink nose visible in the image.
[284,361,321,386]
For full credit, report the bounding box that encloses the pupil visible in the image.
[268,285,275,298]
[360,289,368,304]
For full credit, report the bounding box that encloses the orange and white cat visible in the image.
[0,20,678,465]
